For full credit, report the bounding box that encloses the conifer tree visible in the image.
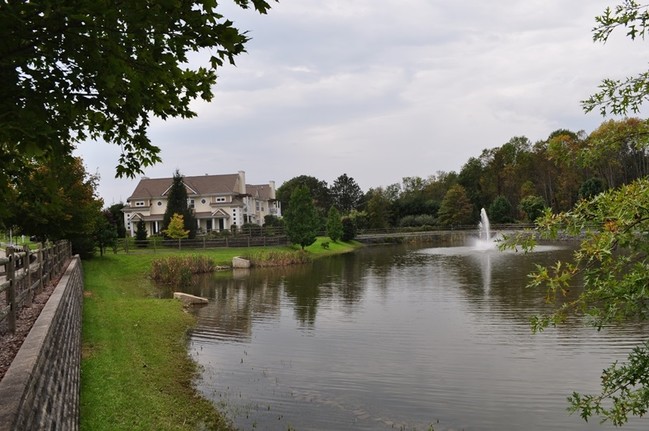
[162,170,196,239]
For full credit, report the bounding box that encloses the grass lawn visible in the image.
[80,239,360,430]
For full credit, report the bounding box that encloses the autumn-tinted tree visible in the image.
[162,170,196,239]
[437,185,473,226]
[284,186,320,250]
[7,156,103,251]
[511,3,649,425]
[164,213,190,239]
[330,174,363,214]
[326,207,343,242]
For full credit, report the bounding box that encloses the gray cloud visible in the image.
[77,0,649,203]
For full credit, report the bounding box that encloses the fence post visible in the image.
[38,243,44,291]
[6,250,16,334]
[24,244,32,300]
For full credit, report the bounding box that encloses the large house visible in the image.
[122,171,281,236]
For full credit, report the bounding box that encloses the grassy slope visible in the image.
[80,239,360,430]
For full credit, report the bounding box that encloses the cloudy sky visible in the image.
[76,0,647,205]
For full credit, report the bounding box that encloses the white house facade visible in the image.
[122,171,281,236]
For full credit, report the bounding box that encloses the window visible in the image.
[135,201,145,207]
[216,197,226,203]
[157,201,162,206]
[201,198,206,204]
[188,199,195,209]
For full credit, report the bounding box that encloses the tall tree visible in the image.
[284,185,320,250]
[162,170,196,239]
[437,185,473,226]
[277,175,331,218]
[7,155,103,247]
[0,0,275,181]
[330,173,363,214]
[326,207,343,242]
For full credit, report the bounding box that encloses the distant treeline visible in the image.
[276,118,649,230]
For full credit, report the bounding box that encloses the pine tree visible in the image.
[162,170,197,239]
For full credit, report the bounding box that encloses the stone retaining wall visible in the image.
[0,256,83,431]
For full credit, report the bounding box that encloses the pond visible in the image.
[179,240,648,430]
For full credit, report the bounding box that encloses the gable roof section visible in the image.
[247,184,273,201]
[128,174,242,201]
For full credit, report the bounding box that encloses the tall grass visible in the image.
[151,255,215,286]
[244,249,312,267]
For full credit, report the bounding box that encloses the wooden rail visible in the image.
[0,241,71,335]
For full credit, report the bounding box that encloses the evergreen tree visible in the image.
[135,219,148,247]
[326,207,343,242]
[330,174,363,214]
[163,170,197,239]
[488,195,514,223]
[163,213,190,239]
[284,185,320,250]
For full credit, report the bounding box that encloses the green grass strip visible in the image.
[80,239,360,430]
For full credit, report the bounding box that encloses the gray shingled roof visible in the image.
[127,174,242,200]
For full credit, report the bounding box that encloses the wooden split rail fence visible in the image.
[0,241,71,335]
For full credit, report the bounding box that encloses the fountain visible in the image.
[473,208,497,251]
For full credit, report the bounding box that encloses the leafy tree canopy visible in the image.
[0,0,274,179]
[326,206,343,242]
[164,213,190,239]
[277,175,331,216]
[284,185,320,250]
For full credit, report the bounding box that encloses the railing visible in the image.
[117,235,290,253]
[0,241,72,334]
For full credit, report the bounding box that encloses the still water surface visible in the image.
[181,241,647,430]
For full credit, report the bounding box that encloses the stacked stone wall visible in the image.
[0,257,83,431]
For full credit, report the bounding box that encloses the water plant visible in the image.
[151,255,215,286]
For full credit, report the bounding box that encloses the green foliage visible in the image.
[6,155,103,245]
[277,175,331,217]
[162,170,196,239]
[438,184,473,226]
[518,195,546,222]
[341,217,357,241]
[284,185,320,250]
[326,206,344,242]
[488,195,514,223]
[240,222,263,236]
[568,340,649,426]
[106,203,127,238]
[582,1,649,116]
[95,210,118,257]
[503,178,649,425]
[163,213,190,239]
[399,214,436,227]
[0,1,275,181]
[135,220,148,247]
[330,173,364,214]
[579,178,606,200]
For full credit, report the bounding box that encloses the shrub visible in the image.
[244,249,311,267]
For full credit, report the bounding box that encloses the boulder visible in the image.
[232,256,251,268]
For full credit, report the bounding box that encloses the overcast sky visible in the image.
[76,0,648,205]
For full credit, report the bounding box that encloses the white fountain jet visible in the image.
[474,208,497,251]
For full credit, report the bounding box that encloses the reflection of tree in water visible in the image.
[190,268,284,342]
